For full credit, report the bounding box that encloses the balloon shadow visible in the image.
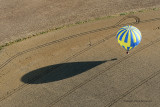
[21,58,117,84]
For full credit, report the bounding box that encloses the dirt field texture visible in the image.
[1,0,160,45]
[0,7,160,107]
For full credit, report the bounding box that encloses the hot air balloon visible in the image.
[116,25,142,54]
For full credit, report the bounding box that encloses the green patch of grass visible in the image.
[138,10,145,12]
[15,39,22,42]
[106,15,115,19]
[129,11,135,14]
[0,46,2,50]
[152,8,159,10]
[54,26,64,30]
[95,17,101,20]
[75,21,84,24]
[120,12,128,16]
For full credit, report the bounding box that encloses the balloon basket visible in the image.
[126,51,129,54]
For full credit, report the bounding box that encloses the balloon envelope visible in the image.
[116,25,142,51]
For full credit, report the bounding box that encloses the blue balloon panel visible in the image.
[116,25,142,51]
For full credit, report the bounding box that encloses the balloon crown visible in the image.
[116,25,142,52]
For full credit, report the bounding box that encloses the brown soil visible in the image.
[0,0,160,45]
[0,9,160,107]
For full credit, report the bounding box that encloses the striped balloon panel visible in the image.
[116,25,142,51]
